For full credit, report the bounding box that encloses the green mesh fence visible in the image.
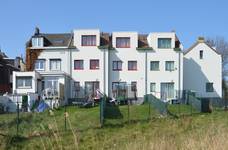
[188,95,201,112]
[145,94,168,115]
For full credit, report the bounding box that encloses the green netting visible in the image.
[145,94,168,115]
[189,95,201,112]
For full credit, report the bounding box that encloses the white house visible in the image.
[12,28,222,106]
[183,37,222,99]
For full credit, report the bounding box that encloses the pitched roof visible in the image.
[184,38,221,55]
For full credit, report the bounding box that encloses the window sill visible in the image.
[17,87,32,89]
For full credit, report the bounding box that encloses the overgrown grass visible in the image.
[0,104,228,149]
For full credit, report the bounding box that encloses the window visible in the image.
[116,37,130,48]
[165,61,175,71]
[35,59,45,71]
[200,50,203,59]
[16,77,32,89]
[90,59,99,70]
[50,59,61,71]
[150,61,159,71]
[74,82,80,91]
[113,61,122,71]
[131,82,137,91]
[150,83,156,92]
[85,81,100,97]
[32,37,43,47]
[128,61,137,71]
[158,38,171,48]
[74,60,84,70]
[81,35,96,46]
[73,82,80,98]
[206,82,214,92]
[161,82,174,99]
[44,77,58,95]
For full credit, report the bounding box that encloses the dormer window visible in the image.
[116,37,130,48]
[32,37,43,47]
[158,38,171,49]
[81,35,96,46]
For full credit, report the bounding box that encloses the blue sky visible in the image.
[0,0,227,58]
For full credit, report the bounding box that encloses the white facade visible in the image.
[12,29,222,104]
[183,39,222,98]
[147,33,183,99]
[13,71,41,94]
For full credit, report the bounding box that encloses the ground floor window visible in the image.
[43,77,59,96]
[73,82,80,98]
[150,83,156,92]
[206,82,214,92]
[85,81,99,98]
[131,82,137,92]
[112,82,127,98]
[160,82,174,99]
[16,77,32,89]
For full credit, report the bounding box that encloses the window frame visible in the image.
[165,61,175,71]
[158,38,172,49]
[34,59,45,71]
[206,82,214,92]
[74,60,84,70]
[74,82,80,92]
[116,37,131,48]
[50,59,61,71]
[200,50,203,59]
[32,37,43,47]
[16,76,32,89]
[150,61,160,71]
[112,61,122,71]
[131,81,137,92]
[128,61,137,71]
[90,59,100,70]
[81,35,96,46]
[150,83,156,93]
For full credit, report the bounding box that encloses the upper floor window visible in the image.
[165,61,175,71]
[116,37,130,48]
[206,82,214,92]
[158,38,171,49]
[50,59,61,71]
[90,59,99,70]
[74,60,84,70]
[128,61,137,71]
[32,37,43,47]
[113,61,122,71]
[35,59,45,71]
[200,50,203,59]
[16,77,32,89]
[150,61,159,71]
[81,35,96,46]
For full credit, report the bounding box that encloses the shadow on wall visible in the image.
[183,57,220,99]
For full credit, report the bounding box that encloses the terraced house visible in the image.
[12,28,221,106]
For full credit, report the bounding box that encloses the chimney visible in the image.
[35,27,40,35]
[197,37,205,43]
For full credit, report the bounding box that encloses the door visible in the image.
[85,81,99,98]
[160,83,174,100]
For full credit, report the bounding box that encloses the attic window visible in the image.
[53,39,64,44]
[200,50,203,59]
[32,37,43,47]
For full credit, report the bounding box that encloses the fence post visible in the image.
[64,104,67,131]
[16,98,19,136]
[148,95,151,120]
[128,99,130,124]
[100,96,104,127]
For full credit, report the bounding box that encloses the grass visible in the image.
[0,104,228,149]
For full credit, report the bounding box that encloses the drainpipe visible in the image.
[178,51,181,101]
[145,50,148,96]
[103,49,106,96]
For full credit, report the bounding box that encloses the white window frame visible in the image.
[50,59,61,71]
[32,37,43,47]
[165,61,175,71]
[35,59,45,71]
[16,77,32,89]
